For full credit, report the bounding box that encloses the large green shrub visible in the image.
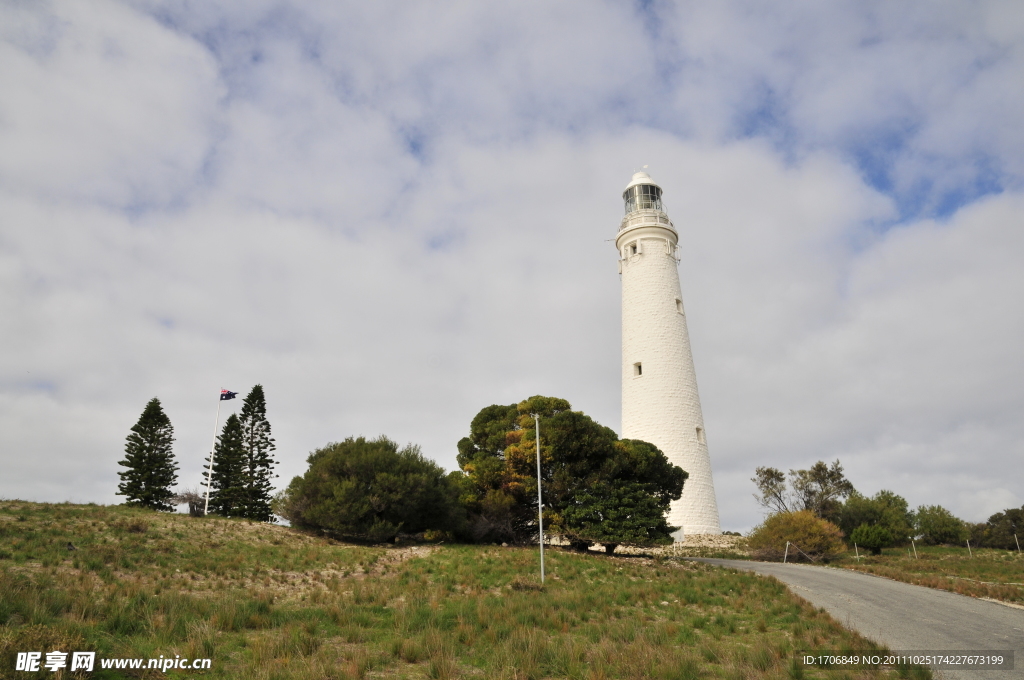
[979,505,1024,549]
[747,511,845,562]
[915,505,968,545]
[839,490,914,544]
[276,436,466,542]
[849,524,893,555]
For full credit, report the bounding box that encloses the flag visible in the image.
[220,390,237,401]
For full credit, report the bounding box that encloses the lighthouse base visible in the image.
[671,528,724,543]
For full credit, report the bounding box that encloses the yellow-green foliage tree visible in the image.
[456,395,686,549]
[747,510,846,562]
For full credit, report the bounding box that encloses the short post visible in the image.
[854,543,860,561]
[533,413,545,584]
[783,541,790,564]
[966,539,973,558]
[912,539,918,559]
[1015,534,1021,554]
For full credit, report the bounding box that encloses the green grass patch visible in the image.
[834,544,1024,603]
[0,500,928,679]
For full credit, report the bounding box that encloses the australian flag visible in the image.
[220,389,237,401]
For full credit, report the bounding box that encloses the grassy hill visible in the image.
[0,501,926,679]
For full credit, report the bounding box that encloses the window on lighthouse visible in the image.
[696,427,705,444]
[633,362,642,376]
[623,184,663,214]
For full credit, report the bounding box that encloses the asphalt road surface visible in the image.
[694,559,1024,680]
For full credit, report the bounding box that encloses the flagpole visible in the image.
[203,393,224,517]
[534,413,544,584]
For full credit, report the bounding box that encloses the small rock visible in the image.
[660,601,669,606]
[501,542,508,547]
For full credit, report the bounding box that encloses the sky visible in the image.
[1,0,1022,532]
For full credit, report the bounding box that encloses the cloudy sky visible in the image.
[2,1,1022,531]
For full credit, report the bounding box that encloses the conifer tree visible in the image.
[206,413,246,516]
[118,397,178,511]
[237,385,277,521]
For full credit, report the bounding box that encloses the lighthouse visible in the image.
[616,171,721,537]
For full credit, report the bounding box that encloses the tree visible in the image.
[915,505,968,545]
[558,438,686,551]
[752,460,854,521]
[752,467,791,514]
[747,510,845,562]
[117,398,178,511]
[790,460,855,522]
[456,396,686,550]
[850,524,893,555]
[276,436,467,542]
[839,490,914,544]
[237,385,277,522]
[171,488,205,517]
[206,414,246,517]
[980,505,1024,549]
[456,402,535,543]
[561,479,677,554]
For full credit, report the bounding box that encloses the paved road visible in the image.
[694,559,1024,680]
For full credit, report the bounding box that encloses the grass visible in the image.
[832,544,1024,604]
[0,501,929,679]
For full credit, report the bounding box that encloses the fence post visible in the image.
[912,539,918,559]
[854,543,860,561]
[783,541,790,564]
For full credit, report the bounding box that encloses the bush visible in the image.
[839,490,913,544]
[849,524,893,555]
[915,505,968,545]
[747,511,845,562]
[275,436,467,542]
[979,505,1024,549]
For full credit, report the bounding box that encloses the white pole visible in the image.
[912,539,918,559]
[966,539,973,558]
[1015,534,1020,554]
[783,541,789,563]
[854,543,859,561]
[203,394,224,516]
[534,414,545,584]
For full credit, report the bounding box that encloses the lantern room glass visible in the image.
[623,184,662,214]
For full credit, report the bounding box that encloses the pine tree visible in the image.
[206,413,246,516]
[118,397,178,511]
[237,385,277,522]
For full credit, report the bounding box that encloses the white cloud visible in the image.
[0,0,223,207]
[1,1,1022,533]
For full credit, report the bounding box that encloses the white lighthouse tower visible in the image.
[616,171,720,537]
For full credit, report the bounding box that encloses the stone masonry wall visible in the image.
[618,223,721,536]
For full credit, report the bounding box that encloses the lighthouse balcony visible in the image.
[619,209,673,233]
